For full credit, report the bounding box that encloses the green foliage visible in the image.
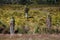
[0,5,60,34]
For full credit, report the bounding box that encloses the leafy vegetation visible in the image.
[0,5,60,34]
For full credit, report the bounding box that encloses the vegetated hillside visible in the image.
[0,5,60,34]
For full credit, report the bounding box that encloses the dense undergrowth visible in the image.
[0,5,60,34]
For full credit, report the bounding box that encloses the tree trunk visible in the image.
[10,17,15,34]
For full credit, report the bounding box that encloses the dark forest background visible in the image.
[0,0,60,5]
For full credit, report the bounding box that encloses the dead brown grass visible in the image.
[0,34,60,40]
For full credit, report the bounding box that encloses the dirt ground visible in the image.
[0,34,60,40]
